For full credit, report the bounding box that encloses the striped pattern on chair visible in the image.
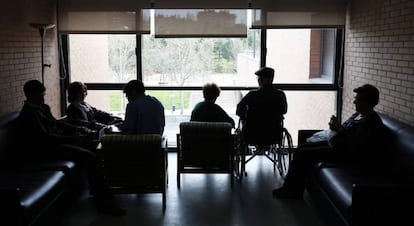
[101,134,167,211]
[101,134,161,149]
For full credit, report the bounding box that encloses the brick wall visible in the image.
[344,0,414,125]
[309,29,322,78]
[0,0,60,116]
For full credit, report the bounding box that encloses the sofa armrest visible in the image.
[352,183,414,226]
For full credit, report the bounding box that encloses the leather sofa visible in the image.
[0,111,85,226]
[303,113,414,226]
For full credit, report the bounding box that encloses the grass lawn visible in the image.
[109,90,190,111]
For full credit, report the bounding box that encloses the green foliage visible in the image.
[212,38,245,73]
[142,36,247,76]
[109,90,190,111]
[109,91,123,111]
[247,30,260,50]
[215,59,236,73]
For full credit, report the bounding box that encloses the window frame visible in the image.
[59,28,345,147]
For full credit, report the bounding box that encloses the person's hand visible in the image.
[109,117,123,125]
[94,122,106,130]
[329,115,342,131]
[75,126,91,134]
[104,126,114,134]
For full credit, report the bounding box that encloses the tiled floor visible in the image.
[58,153,326,226]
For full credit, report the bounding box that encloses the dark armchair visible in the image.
[100,134,168,211]
[176,121,234,188]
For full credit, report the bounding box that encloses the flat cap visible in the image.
[254,67,274,77]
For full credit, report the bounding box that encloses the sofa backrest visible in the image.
[0,112,20,161]
[379,113,414,175]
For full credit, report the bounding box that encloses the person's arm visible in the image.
[116,102,137,133]
[190,103,200,121]
[21,104,86,145]
[280,91,288,115]
[329,115,343,132]
[66,104,93,128]
[236,92,250,119]
[160,104,165,135]
[216,104,235,127]
[327,114,360,150]
[331,112,360,132]
[90,104,122,124]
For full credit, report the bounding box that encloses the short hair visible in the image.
[24,80,45,97]
[67,81,86,103]
[353,84,379,107]
[123,80,145,95]
[203,83,220,101]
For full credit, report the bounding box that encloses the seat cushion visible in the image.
[0,171,66,224]
[316,167,389,221]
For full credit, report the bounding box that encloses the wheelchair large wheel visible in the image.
[233,148,242,179]
[275,128,293,178]
[234,146,248,181]
[233,128,243,180]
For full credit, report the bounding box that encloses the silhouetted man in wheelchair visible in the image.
[236,67,288,151]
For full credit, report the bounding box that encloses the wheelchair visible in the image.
[233,118,293,181]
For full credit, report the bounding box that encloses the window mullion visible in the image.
[137,34,142,81]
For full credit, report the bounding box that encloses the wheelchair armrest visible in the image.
[297,129,323,146]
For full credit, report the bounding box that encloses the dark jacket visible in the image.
[17,102,78,148]
[190,101,235,127]
[329,112,389,167]
[67,101,119,129]
[236,85,287,146]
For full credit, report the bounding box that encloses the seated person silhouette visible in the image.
[191,83,235,127]
[272,84,390,199]
[66,81,123,131]
[236,67,288,149]
[107,79,165,135]
[16,79,126,216]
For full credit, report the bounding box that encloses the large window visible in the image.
[284,91,337,144]
[69,34,137,83]
[141,30,261,87]
[266,29,337,84]
[65,28,342,147]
